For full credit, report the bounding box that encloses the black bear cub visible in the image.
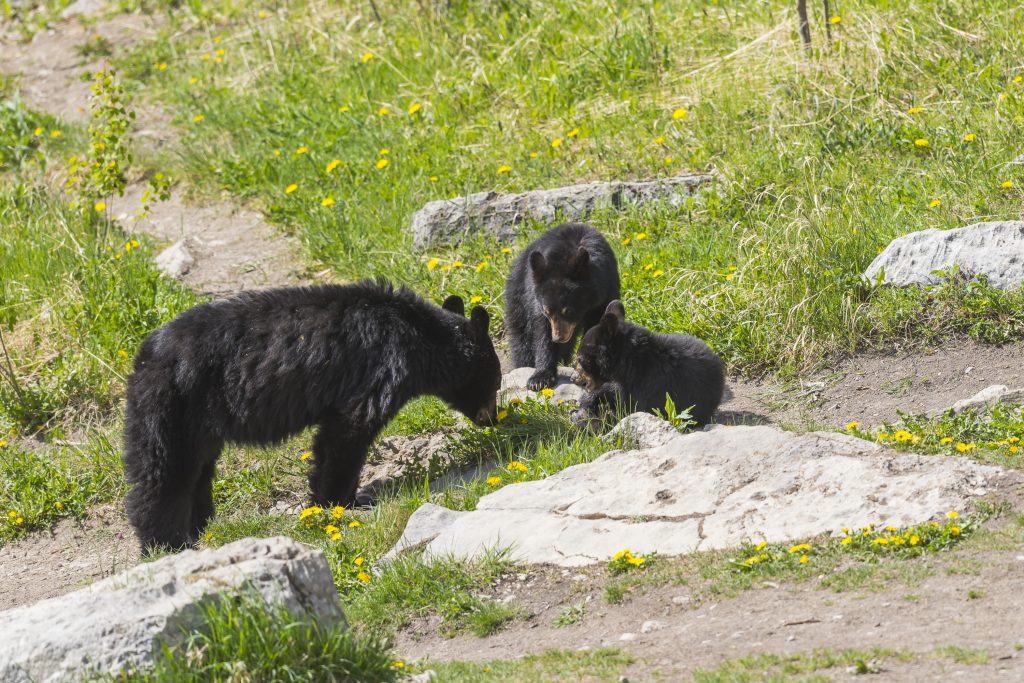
[572,300,725,427]
[504,222,620,390]
[122,280,500,551]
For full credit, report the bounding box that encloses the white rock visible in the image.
[0,537,344,682]
[60,0,108,18]
[605,412,682,449]
[410,174,717,248]
[864,221,1024,290]
[937,384,1024,416]
[500,366,585,406]
[154,239,196,278]
[619,632,637,642]
[387,425,1010,567]
[410,671,438,683]
[640,619,664,634]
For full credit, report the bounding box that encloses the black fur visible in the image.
[572,300,724,427]
[504,223,620,390]
[122,280,500,551]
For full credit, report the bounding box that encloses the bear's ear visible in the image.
[529,250,546,278]
[442,295,466,317]
[469,305,491,340]
[599,300,625,336]
[569,247,590,277]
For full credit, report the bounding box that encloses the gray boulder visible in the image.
[410,174,716,248]
[386,425,1009,567]
[934,384,1024,416]
[604,412,682,449]
[0,536,343,682]
[154,238,196,279]
[864,221,1024,289]
[500,366,585,406]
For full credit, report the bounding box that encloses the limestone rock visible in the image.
[500,366,585,406]
[0,537,343,682]
[61,0,108,18]
[936,384,1024,416]
[410,174,717,248]
[864,221,1024,290]
[155,239,196,279]
[604,412,682,449]
[387,425,1009,567]
[357,432,453,503]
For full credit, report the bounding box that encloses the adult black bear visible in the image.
[571,300,724,427]
[504,223,620,390]
[122,281,500,551]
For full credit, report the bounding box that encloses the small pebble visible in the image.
[619,632,637,642]
[641,620,664,634]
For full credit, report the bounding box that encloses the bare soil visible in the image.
[0,7,304,296]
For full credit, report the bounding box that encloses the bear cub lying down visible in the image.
[122,280,500,551]
[504,222,620,390]
[572,300,725,427]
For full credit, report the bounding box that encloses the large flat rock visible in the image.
[410,174,716,248]
[388,423,1009,567]
[864,221,1024,289]
[0,536,343,682]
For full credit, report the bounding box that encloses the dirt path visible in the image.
[0,6,303,296]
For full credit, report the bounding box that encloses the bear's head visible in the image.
[529,246,603,344]
[438,295,501,427]
[575,299,626,391]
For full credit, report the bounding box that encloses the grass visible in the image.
[691,648,912,682]
[110,0,1024,375]
[427,648,634,682]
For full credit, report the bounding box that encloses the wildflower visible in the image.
[451,261,464,268]
[1001,180,1014,189]
[486,475,501,486]
[331,532,342,541]
[621,237,631,246]
[506,461,528,473]
[379,148,389,156]
[469,295,483,304]
[672,108,687,121]
[215,48,225,57]
[33,127,43,136]
[94,201,107,212]
[15,517,23,525]
[964,132,976,142]
[612,549,633,562]
[348,520,361,528]
[258,9,269,18]
[426,258,439,271]
[429,175,439,182]
[7,511,14,519]
[329,507,344,520]
[321,197,335,207]
[496,410,508,422]
[845,421,860,431]
[913,138,928,147]
[55,502,64,511]
[955,442,975,453]
[949,525,961,536]
[50,130,61,138]
[635,232,647,241]
[1016,76,1023,84]
[841,527,850,534]
[799,554,809,564]
[627,555,646,566]
[192,114,205,124]
[188,76,199,85]
[540,387,555,397]
[298,506,322,520]
[357,570,371,583]
[893,430,914,443]
[892,536,906,546]
[501,247,512,254]
[929,199,941,208]
[907,107,923,114]
[947,511,959,519]
[652,269,664,278]
[376,158,389,169]
[361,51,374,63]
[999,93,1009,102]
[829,15,841,24]
[497,164,512,175]
[326,159,341,173]
[725,272,735,281]
[529,151,538,158]
[273,149,281,156]
[841,537,852,545]
[155,62,168,71]
[755,541,768,551]
[567,127,580,138]
[550,137,563,148]
[788,543,811,554]
[392,661,405,669]
[408,102,422,115]
[909,534,920,546]
[200,52,210,60]
[339,105,350,113]
[874,537,889,545]
[475,261,488,272]
[377,106,390,116]
[940,436,953,444]
[1009,446,1019,454]
[285,183,298,194]
[663,156,674,165]
[324,524,339,535]
[743,555,761,566]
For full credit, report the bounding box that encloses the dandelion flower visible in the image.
[496,410,508,422]
[1001,180,1014,189]
[497,164,512,175]
[50,129,61,138]
[567,127,580,138]
[621,237,631,245]
[429,175,438,182]
[258,9,269,18]
[1015,76,1023,84]
[326,159,341,173]
[654,136,665,145]
[841,537,852,545]
[407,102,422,115]
[501,247,512,254]
[672,108,687,121]
[33,127,43,136]
[964,132,977,141]
[949,525,961,536]
[296,146,308,155]
[909,534,920,546]
[321,197,335,207]
[426,258,439,271]
[663,156,674,165]
[348,520,361,528]
[469,295,483,304]
[907,106,923,114]
[635,232,647,241]
[829,15,841,24]
[913,138,928,147]
[273,149,281,156]
[361,51,374,63]
[192,114,205,123]
[451,261,463,268]
[376,158,389,169]
[94,201,107,212]
[486,475,501,487]
[324,524,339,535]
[285,183,298,194]
[652,269,664,278]
[799,554,809,564]
[188,76,199,85]
[893,429,914,443]
[725,272,735,281]
[506,461,528,473]
[788,543,811,554]
[357,570,371,583]
[755,541,768,551]
[845,421,860,431]
[332,506,345,519]
[339,105,350,113]
[540,387,555,397]
[331,532,342,541]
[214,48,225,57]
[550,137,562,148]
[379,148,389,156]
[377,106,390,116]
[940,436,953,444]
[155,62,168,71]
[947,510,959,519]
[529,151,538,158]
[955,442,976,452]
[929,199,941,208]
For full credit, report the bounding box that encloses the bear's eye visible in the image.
[542,306,552,317]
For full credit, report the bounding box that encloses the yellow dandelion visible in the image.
[451,261,463,268]
[331,532,342,541]
[155,62,168,71]
[940,436,953,444]
[663,156,674,165]
[964,132,977,141]
[192,114,205,123]
[829,15,841,24]
[874,537,888,545]
[376,158,389,169]
[285,183,298,194]
[947,511,959,519]
[1015,76,1023,83]
[506,461,528,473]
[725,272,735,281]
[392,661,405,669]
[653,136,665,145]
[913,138,928,147]
[955,442,975,452]
[621,237,631,245]
[652,269,664,278]
[929,199,941,208]
[635,232,647,241]
[550,137,563,148]
[469,295,483,304]
[273,149,281,156]
[379,148,389,156]
[357,570,371,583]
[949,525,961,536]
[497,164,512,175]
[496,410,508,422]
[1001,180,1014,189]
[1009,446,1019,454]
[50,129,61,138]
[407,102,422,115]
[361,51,374,63]
[332,506,345,518]
[845,421,860,431]
[321,197,335,207]
[909,534,920,546]
[324,524,339,535]
[841,537,852,545]
[348,520,361,528]
[55,502,64,511]
[94,200,107,212]
[354,556,365,566]
[788,543,811,554]
[501,247,513,254]
[188,76,199,85]
[118,349,129,360]
[258,9,269,18]
[377,106,390,116]
[529,151,538,158]
[672,107,687,121]
[893,430,914,443]
[426,258,439,271]
[429,175,438,182]
[200,52,210,60]
[999,93,1009,101]
[486,475,501,487]
[567,127,580,138]
[33,127,43,136]
[540,387,555,397]
[326,159,341,173]
[907,106,923,114]
[475,261,488,273]
[339,105,350,113]
[295,146,308,155]
[755,541,768,551]
[799,554,809,564]
[214,48,225,57]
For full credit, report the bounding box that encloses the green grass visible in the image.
[112,0,1024,374]
[427,647,635,682]
[691,648,912,682]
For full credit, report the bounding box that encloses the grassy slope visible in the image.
[117,0,1024,374]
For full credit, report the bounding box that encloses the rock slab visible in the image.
[0,536,344,682]
[388,425,1008,567]
[410,174,716,248]
[500,366,585,405]
[938,384,1024,416]
[864,221,1024,290]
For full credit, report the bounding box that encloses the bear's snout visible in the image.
[548,317,576,344]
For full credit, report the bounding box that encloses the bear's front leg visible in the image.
[527,327,559,391]
[571,382,628,428]
[309,419,377,507]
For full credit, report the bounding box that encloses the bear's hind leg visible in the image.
[308,419,375,507]
[189,440,223,543]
